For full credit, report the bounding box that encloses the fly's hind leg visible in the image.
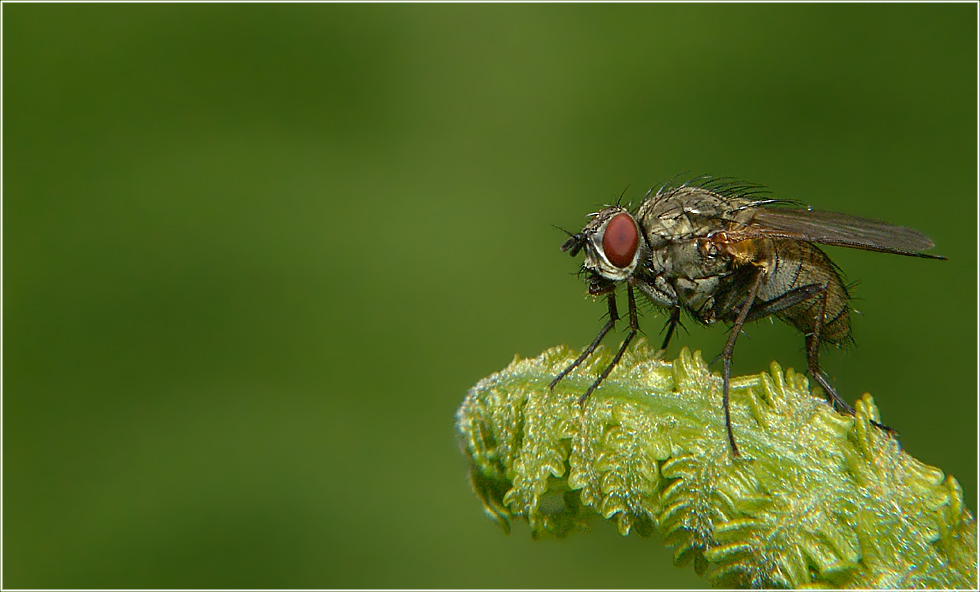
[806,338,856,413]
[805,282,856,414]
[747,280,859,415]
[805,283,899,437]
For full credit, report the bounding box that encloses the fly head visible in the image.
[562,206,646,284]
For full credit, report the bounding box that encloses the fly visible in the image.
[552,176,945,456]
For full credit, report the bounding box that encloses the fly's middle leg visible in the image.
[718,268,766,457]
[659,306,682,351]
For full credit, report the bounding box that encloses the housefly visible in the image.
[552,176,944,455]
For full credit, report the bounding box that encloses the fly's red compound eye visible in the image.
[602,212,638,268]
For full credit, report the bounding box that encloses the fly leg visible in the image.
[741,280,856,413]
[805,284,899,437]
[805,283,855,414]
[718,268,766,456]
[739,280,860,415]
[550,292,619,390]
[744,283,824,322]
[578,285,639,404]
[658,306,682,353]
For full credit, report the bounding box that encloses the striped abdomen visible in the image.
[759,239,852,345]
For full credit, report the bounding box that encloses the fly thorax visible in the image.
[636,186,736,245]
[632,273,677,308]
[662,240,731,280]
[673,276,722,317]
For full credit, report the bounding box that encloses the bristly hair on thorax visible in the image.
[647,174,802,211]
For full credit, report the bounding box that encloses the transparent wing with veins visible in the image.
[720,206,946,259]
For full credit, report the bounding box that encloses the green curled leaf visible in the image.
[455,339,977,588]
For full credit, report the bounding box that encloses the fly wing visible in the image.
[733,206,945,259]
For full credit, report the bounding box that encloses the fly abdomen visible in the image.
[761,239,852,345]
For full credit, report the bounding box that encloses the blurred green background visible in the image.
[5,3,976,589]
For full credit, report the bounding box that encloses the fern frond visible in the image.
[455,339,976,588]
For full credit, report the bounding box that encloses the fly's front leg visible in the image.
[718,268,766,457]
[579,285,639,404]
[633,271,680,358]
[550,292,620,390]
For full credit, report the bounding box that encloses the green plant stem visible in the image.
[456,339,976,589]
